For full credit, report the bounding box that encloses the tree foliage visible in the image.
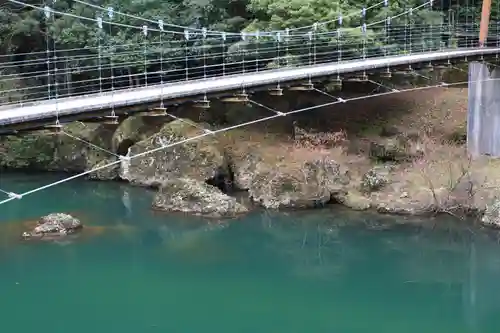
[0,0,488,100]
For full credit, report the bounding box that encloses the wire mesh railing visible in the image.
[1,0,499,108]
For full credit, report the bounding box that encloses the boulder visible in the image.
[230,151,263,190]
[0,132,55,169]
[22,213,83,239]
[55,122,115,172]
[337,191,372,211]
[248,158,350,209]
[0,122,115,173]
[481,198,500,228]
[111,115,163,154]
[120,119,227,187]
[87,157,120,181]
[152,178,248,217]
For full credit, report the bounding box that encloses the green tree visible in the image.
[242,0,443,62]
[0,0,474,102]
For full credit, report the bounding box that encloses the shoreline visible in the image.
[2,169,498,241]
[1,87,500,227]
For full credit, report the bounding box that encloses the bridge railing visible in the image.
[0,19,496,108]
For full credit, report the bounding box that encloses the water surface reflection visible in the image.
[0,173,499,332]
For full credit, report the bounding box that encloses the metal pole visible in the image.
[479,0,492,47]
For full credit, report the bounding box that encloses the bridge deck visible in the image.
[1,47,499,127]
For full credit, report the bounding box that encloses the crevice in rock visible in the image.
[226,158,236,191]
[329,190,350,205]
[206,150,244,194]
[327,196,342,205]
[116,138,135,156]
[206,165,235,194]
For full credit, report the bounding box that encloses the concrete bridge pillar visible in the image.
[467,62,500,157]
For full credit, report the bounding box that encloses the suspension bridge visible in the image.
[0,0,499,131]
[0,0,499,204]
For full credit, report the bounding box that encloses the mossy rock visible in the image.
[87,157,120,181]
[0,122,115,172]
[121,119,227,186]
[111,115,164,155]
[152,178,248,217]
[0,132,56,169]
[229,150,263,190]
[64,122,114,149]
[336,191,372,211]
[248,158,348,209]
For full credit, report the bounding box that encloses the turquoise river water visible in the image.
[1,172,500,333]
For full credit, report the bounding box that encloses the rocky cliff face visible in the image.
[2,94,500,227]
[248,158,349,209]
[120,119,227,187]
[0,122,116,174]
[0,115,354,217]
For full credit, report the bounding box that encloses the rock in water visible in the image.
[121,119,227,187]
[152,178,248,218]
[22,213,83,239]
[248,158,350,209]
[337,191,372,211]
[481,198,500,228]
